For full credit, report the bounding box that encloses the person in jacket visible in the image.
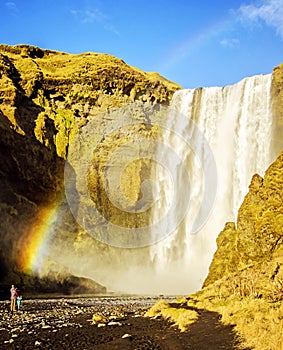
[10,284,18,313]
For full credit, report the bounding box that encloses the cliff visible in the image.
[0,44,181,293]
[204,151,283,292]
[271,62,283,158]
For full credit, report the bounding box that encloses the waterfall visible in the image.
[149,73,275,294]
[64,73,277,295]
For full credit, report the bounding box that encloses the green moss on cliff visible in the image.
[204,152,283,288]
[0,44,181,159]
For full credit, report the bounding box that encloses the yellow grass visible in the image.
[145,292,283,349]
[92,313,108,324]
[189,290,283,350]
[145,300,199,332]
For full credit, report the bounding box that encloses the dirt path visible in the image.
[0,296,251,349]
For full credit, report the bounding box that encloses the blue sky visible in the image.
[1,0,283,88]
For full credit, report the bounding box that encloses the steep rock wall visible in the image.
[0,44,180,290]
[204,151,283,288]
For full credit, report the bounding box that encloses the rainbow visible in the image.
[159,17,235,81]
[18,203,61,274]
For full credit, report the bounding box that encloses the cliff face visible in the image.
[271,62,283,156]
[204,151,283,292]
[0,44,181,291]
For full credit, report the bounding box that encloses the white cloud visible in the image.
[220,38,240,48]
[81,9,106,24]
[5,1,18,12]
[70,8,119,35]
[237,0,283,38]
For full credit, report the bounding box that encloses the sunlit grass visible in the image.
[145,300,199,332]
[193,293,283,350]
[92,313,108,324]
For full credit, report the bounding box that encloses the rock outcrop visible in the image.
[204,151,283,293]
[271,62,283,157]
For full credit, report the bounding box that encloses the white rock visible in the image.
[11,327,20,332]
[122,333,132,339]
[35,340,41,346]
[108,321,122,326]
[97,323,106,328]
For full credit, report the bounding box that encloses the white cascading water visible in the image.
[149,73,275,294]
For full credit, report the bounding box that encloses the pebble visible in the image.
[11,327,20,332]
[122,333,132,339]
[0,295,178,347]
[108,321,122,326]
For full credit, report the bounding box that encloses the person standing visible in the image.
[16,295,23,311]
[10,284,18,313]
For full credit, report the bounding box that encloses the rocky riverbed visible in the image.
[0,296,249,349]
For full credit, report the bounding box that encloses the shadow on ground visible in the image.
[162,301,252,350]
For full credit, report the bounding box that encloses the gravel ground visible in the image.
[0,296,250,349]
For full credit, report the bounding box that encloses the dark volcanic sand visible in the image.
[0,296,250,349]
